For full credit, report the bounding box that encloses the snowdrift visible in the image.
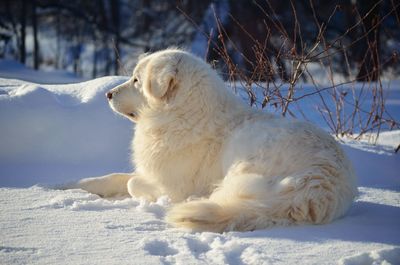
[0,76,131,187]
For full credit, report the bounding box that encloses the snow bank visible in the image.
[0,76,131,187]
[0,69,399,264]
[0,59,86,84]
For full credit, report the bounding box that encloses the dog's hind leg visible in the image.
[72,173,133,197]
[167,170,346,232]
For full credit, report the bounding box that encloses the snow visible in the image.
[0,59,86,84]
[0,75,131,187]
[1,185,399,264]
[339,131,400,156]
[0,62,399,265]
[338,247,400,265]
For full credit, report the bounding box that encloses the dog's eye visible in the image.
[133,78,138,83]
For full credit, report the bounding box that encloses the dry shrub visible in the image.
[181,0,399,147]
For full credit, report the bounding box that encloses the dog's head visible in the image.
[106,49,210,122]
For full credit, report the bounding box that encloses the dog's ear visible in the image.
[144,59,179,102]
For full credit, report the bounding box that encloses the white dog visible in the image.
[76,49,357,232]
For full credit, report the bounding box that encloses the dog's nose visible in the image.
[106,92,113,100]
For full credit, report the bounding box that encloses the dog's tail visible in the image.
[166,199,291,233]
[166,200,233,232]
[166,172,293,232]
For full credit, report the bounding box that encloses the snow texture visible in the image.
[0,61,399,265]
[338,247,400,265]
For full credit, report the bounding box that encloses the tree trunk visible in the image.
[55,4,61,69]
[73,34,82,75]
[138,0,151,36]
[19,0,27,64]
[31,0,39,70]
[110,0,120,75]
[92,31,98,78]
[356,1,381,81]
[103,35,111,76]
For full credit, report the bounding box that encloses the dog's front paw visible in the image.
[73,173,132,197]
[127,177,161,201]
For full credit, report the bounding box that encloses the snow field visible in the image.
[1,184,399,264]
[0,61,399,264]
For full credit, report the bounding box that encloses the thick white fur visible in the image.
[76,49,357,232]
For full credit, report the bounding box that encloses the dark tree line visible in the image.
[206,0,400,82]
[0,0,399,81]
[0,0,209,77]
